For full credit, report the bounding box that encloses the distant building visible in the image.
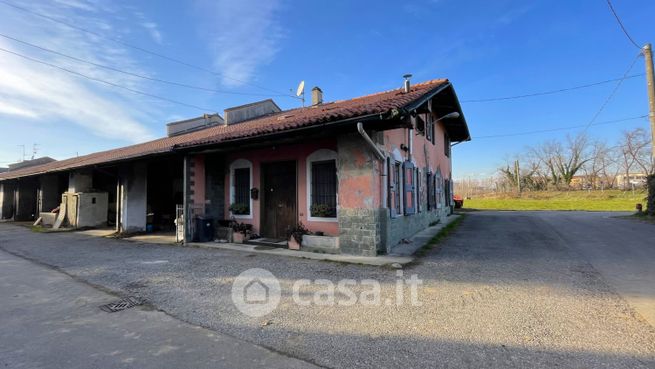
[615,173,648,189]
[569,176,587,189]
[7,157,56,171]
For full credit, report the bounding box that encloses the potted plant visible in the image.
[310,204,335,218]
[229,203,249,215]
[286,222,309,250]
[230,221,252,243]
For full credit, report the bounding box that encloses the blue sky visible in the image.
[0,0,653,179]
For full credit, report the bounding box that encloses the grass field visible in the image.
[463,190,647,211]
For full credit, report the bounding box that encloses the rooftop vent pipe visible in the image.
[403,74,412,93]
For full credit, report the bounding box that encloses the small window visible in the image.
[233,167,250,214]
[310,160,337,218]
[403,161,416,215]
[415,115,425,135]
[426,114,434,144]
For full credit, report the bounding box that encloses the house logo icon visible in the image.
[244,279,269,304]
[232,268,281,317]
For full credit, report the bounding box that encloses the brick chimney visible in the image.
[311,87,323,105]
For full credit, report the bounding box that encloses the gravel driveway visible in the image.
[1,211,654,369]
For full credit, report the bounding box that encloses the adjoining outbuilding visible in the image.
[0,77,470,256]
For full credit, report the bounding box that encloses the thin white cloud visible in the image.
[196,0,283,87]
[497,5,532,25]
[141,22,163,45]
[0,101,39,119]
[0,2,158,144]
[131,10,164,45]
[52,0,97,12]
[0,41,152,140]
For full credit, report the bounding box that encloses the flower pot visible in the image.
[288,237,301,250]
[233,233,249,244]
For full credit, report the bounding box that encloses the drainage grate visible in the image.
[100,296,144,313]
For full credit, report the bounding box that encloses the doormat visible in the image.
[257,238,285,243]
[254,245,277,251]
[100,296,144,313]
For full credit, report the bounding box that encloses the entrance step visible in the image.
[246,238,288,248]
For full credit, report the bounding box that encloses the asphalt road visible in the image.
[0,211,654,369]
[0,248,316,369]
[530,211,655,326]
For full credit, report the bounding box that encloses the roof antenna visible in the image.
[295,80,305,107]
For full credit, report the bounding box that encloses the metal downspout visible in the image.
[356,122,385,161]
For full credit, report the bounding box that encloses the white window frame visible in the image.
[306,149,338,222]
[229,159,253,219]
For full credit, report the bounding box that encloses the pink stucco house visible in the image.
[0,77,470,256]
[183,77,470,255]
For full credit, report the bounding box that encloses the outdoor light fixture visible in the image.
[436,112,460,120]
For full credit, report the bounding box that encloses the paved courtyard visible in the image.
[1,211,654,368]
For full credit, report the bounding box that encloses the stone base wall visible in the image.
[384,206,448,253]
[338,208,385,256]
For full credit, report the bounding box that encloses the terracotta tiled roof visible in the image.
[0,79,450,181]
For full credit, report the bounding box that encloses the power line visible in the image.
[475,115,648,139]
[0,46,217,112]
[581,53,642,132]
[461,74,644,103]
[605,0,641,50]
[0,0,298,98]
[0,32,288,98]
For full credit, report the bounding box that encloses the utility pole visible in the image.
[644,43,655,165]
[644,43,655,215]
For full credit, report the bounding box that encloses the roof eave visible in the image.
[403,82,471,142]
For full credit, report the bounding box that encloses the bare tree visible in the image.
[599,145,622,189]
[531,140,561,188]
[531,134,589,188]
[582,140,611,189]
[621,128,653,175]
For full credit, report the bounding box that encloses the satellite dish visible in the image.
[296,80,305,97]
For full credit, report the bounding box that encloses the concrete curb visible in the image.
[187,242,414,267]
[389,214,461,256]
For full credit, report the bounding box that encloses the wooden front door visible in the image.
[261,161,297,239]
